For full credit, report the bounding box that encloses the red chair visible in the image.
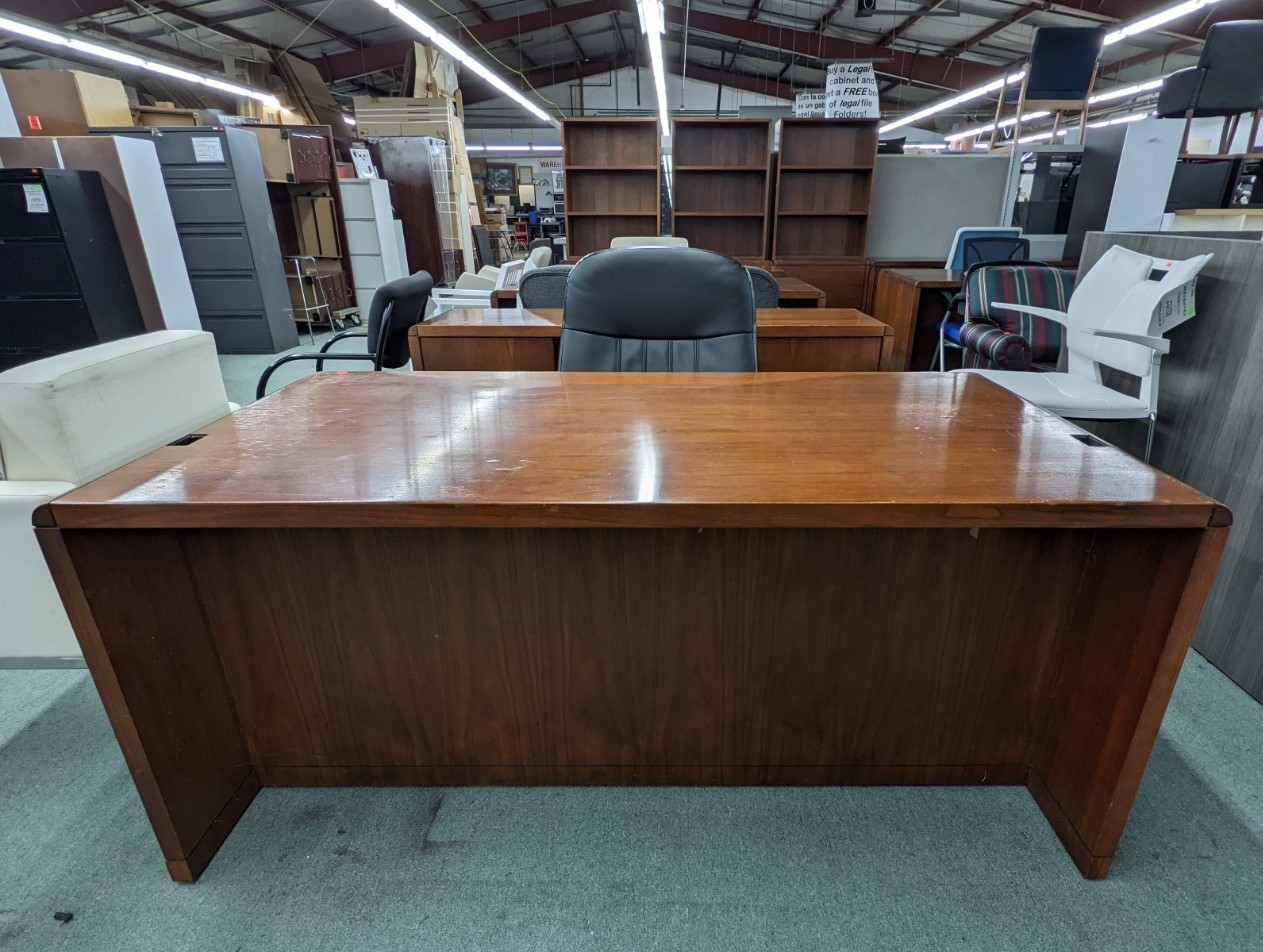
[512,219,530,252]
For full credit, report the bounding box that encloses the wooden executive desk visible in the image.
[490,276,826,309]
[409,308,892,372]
[39,373,1227,882]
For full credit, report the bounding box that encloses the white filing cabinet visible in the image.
[338,178,409,312]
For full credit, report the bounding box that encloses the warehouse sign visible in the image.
[824,62,880,119]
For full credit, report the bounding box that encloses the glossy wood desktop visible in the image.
[408,308,892,373]
[38,373,1228,883]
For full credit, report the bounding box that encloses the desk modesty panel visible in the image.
[38,373,1227,883]
[409,308,893,373]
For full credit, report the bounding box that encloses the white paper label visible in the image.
[794,91,827,118]
[191,136,225,163]
[350,147,377,178]
[22,183,49,214]
[824,62,881,119]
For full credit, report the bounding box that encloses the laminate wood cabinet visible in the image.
[772,119,878,263]
[562,118,661,256]
[671,119,771,260]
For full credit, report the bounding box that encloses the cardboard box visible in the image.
[295,196,340,258]
[1,69,132,136]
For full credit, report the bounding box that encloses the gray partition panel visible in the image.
[866,155,1010,260]
[1080,231,1263,704]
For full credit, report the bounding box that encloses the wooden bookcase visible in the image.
[563,118,661,256]
[772,119,878,262]
[671,119,771,261]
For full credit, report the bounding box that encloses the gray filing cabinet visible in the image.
[92,126,297,353]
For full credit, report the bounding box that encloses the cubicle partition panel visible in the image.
[1080,231,1263,705]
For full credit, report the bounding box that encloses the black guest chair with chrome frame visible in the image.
[256,271,434,400]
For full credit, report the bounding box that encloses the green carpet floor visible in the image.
[1,651,1260,951]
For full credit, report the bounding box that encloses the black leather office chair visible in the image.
[558,247,756,372]
[962,236,1030,268]
[256,271,434,399]
[745,266,780,308]
[1155,21,1263,154]
[518,265,572,308]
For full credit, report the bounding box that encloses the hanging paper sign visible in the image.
[824,62,880,119]
[793,91,827,118]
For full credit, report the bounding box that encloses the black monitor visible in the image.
[1166,160,1235,211]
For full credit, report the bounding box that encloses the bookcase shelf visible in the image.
[772,119,878,262]
[669,119,772,260]
[562,119,661,255]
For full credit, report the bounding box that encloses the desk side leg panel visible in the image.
[37,527,257,883]
[1028,523,1229,878]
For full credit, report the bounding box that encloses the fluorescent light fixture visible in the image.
[1016,129,1070,144]
[1103,0,1228,45]
[344,115,357,127]
[1086,110,1156,128]
[945,110,1050,142]
[1089,78,1165,104]
[904,143,950,150]
[468,144,563,153]
[369,0,555,127]
[635,0,671,133]
[0,12,281,107]
[880,70,1025,134]
[883,0,1225,135]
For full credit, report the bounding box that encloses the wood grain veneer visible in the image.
[40,372,1229,882]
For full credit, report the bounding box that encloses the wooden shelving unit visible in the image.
[563,118,661,256]
[772,119,878,262]
[671,118,772,261]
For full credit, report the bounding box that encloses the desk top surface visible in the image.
[48,372,1222,531]
[881,268,966,287]
[414,308,889,338]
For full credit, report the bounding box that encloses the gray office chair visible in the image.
[518,265,572,309]
[256,271,434,399]
[1156,21,1263,155]
[745,266,780,308]
[559,247,756,372]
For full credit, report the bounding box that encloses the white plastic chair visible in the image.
[429,258,538,316]
[953,245,1213,461]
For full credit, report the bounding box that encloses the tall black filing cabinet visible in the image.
[93,126,297,353]
[0,169,146,371]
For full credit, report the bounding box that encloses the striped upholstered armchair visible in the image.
[957,262,1076,371]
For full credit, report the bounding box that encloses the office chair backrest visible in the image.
[745,266,780,307]
[1023,27,1106,101]
[962,237,1030,269]
[1157,68,1199,118]
[945,227,1022,270]
[1070,252,1212,381]
[368,271,435,369]
[1190,20,1263,115]
[609,236,689,248]
[518,265,572,308]
[559,247,756,372]
[527,245,553,269]
[964,262,1074,364]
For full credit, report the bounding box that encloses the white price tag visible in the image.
[22,183,49,214]
[191,136,225,163]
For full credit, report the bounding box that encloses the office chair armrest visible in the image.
[319,330,368,353]
[256,352,376,401]
[1087,329,1171,354]
[988,302,1071,326]
[958,322,1032,371]
[317,330,369,371]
